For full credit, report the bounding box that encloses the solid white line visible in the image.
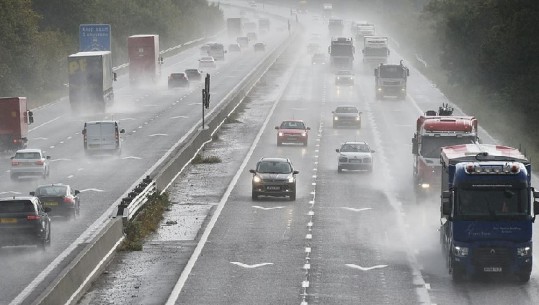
[164,43,300,305]
[28,116,62,132]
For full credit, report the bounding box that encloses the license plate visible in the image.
[350,159,362,163]
[484,267,502,272]
[267,186,281,191]
[0,218,17,224]
[44,202,58,206]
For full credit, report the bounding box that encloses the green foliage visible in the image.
[0,0,223,105]
[192,154,222,164]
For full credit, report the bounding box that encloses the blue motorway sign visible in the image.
[79,24,111,52]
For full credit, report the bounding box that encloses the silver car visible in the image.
[10,149,50,180]
[332,105,362,128]
[336,142,375,173]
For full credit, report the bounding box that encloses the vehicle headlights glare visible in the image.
[421,183,430,189]
[288,176,295,183]
[453,246,469,257]
[334,117,339,121]
[253,176,262,183]
[301,132,307,137]
[278,132,283,137]
[377,87,382,91]
[356,117,360,121]
[517,246,532,257]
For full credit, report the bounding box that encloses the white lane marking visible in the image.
[188,102,201,106]
[121,156,142,160]
[0,191,22,195]
[148,134,168,137]
[49,146,55,149]
[32,137,48,140]
[170,115,188,119]
[341,207,372,212]
[79,188,105,193]
[119,118,135,121]
[49,158,71,162]
[165,42,299,305]
[144,104,158,107]
[308,211,314,216]
[302,281,310,288]
[67,136,72,140]
[306,234,312,239]
[28,116,62,132]
[230,262,273,269]
[305,247,311,253]
[346,264,388,271]
[252,205,285,210]
[77,168,84,171]
[67,175,74,179]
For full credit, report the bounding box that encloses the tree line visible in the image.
[0,0,223,103]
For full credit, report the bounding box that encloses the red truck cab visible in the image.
[0,97,33,151]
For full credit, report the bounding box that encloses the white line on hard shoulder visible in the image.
[28,116,62,133]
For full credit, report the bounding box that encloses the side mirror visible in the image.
[46,156,51,159]
[407,69,410,77]
[362,49,365,54]
[534,201,539,216]
[306,127,311,130]
[28,111,34,124]
[441,193,452,218]
[159,56,164,64]
[374,68,378,77]
[412,136,418,154]
[10,156,14,160]
[275,126,279,130]
[387,50,391,55]
[29,192,35,196]
[82,129,86,135]
[44,207,52,213]
[335,149,340,153]
[249,169,256,174]
[293,170,299,175]
[75,190,80,195]
[113,72,118,81]
[120,129,125,133]
[331,111,334,113]
[371,150,376,153]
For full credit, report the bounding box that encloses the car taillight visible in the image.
[27,215,41,221]
[64,197,75,204]
[35,160,44,165]
[11,160,20,166]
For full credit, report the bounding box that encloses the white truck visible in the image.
[362,36,389,65]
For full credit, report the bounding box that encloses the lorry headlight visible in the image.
[253,176,262,183]
[453,246,469,257]
[421,183,430,189]
[517,246,532,257]
[301,132,307,137]
[334,117,338,121]
[377,87,382,91]
[356,117,360,121]
[278,132,283,137]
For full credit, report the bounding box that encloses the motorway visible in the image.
[0,5,289,304]
[3,1,539,305]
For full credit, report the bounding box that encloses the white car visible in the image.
[10,148,50,180]
[336,142,375,173]
[199,56,216,69]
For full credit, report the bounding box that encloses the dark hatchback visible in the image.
[249,157,299,201]
[31,184,80,219]
[185,69,202,82]
[0,197,51,249]
[168,72,189,89]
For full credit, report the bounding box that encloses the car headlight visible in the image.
[453,246,469,257]
[377,87,382,91]
[356,116,360,121]
[337,77,341,80]
[401,88,406,91]
[339,156,347,162]
[421,183,430,189]
[253,176,262,183]
[334,116,339,121]
[278,132,283,137]
[288,176,295,183]
[301,132,307,137]
[517,246,532,257]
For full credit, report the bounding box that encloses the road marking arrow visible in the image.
[341,207,372,212]
[230,262,273,269]
[252,205,285,210]
[346,264,388,271]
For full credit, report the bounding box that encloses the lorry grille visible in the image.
[472,247,511,266]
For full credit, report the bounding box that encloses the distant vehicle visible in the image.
[307,42,320,53]
[328,19,344,37]
[336,141,375,173]
[249,1,257,8]
[227,18,243,38]
[199,56,216,69]
[362,36,390,65]
[254,42,266,52]
[311,53,327,65]
[0,196,51,249]
[10,148,50,181]
[68,51,116,113]
[208,43,226,61]
[249,157,299,201]
[329,37,355,71]
[237,36,249,48]
[332,105,362,128]
[258,18,270,32]
[127,35,161,85]
[247,32,258,41]
[82,121,125,155]
[228,43,241,53]
[168,72,189,88]
[199,44,210,56]
[30,184,80,219]
[375,61,410,99]
[335,70,355,86]
[184,69,202,82]
[0,97,33,151]
[275,120,311,146]
[244,22,257,33]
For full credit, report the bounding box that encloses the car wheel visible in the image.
[289,191,296,201]
[518,273,531,283]
[338,166,343,173]
[303,140,308,146]
[277,140,282,146]
[252,191,258,201]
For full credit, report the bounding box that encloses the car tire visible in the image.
[277,140,282,146]
[252,191,258,201]
[303,140,308,146]
[290,191,296,201]
[338,166,343,173]
[517,273,531,283]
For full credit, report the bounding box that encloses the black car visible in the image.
[168,72,189,88]
[0,196,51,249]
[30,184,80,219]
[249,157,299,201]
[184,69,202,82]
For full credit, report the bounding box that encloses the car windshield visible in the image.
[14,152,41,159]
[420,136,476,158]
[0,200,34,213]
[257,161,292,174]
[337,71,352,76]
[456,187,529,219]
[171,74,185,79]
[185,70,198,74]
[35,185,67,197]
[280,121,305,129]
[341,144,370,152]
[335,107,358,113]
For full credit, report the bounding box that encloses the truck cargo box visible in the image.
[128,35,160,85]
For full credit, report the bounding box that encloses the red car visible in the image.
[275,120,310,146]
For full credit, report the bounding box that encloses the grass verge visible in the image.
[192,154,222,164]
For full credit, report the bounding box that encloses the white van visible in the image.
[82,121,125,155]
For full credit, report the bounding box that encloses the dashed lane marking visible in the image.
[230,262,273,269]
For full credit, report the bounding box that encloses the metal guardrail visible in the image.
[114,175,156,222]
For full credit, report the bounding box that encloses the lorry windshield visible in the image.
[331,45,353,56]
[379,66,405,78]
[420,136,476,158]
[456,187,529,219]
